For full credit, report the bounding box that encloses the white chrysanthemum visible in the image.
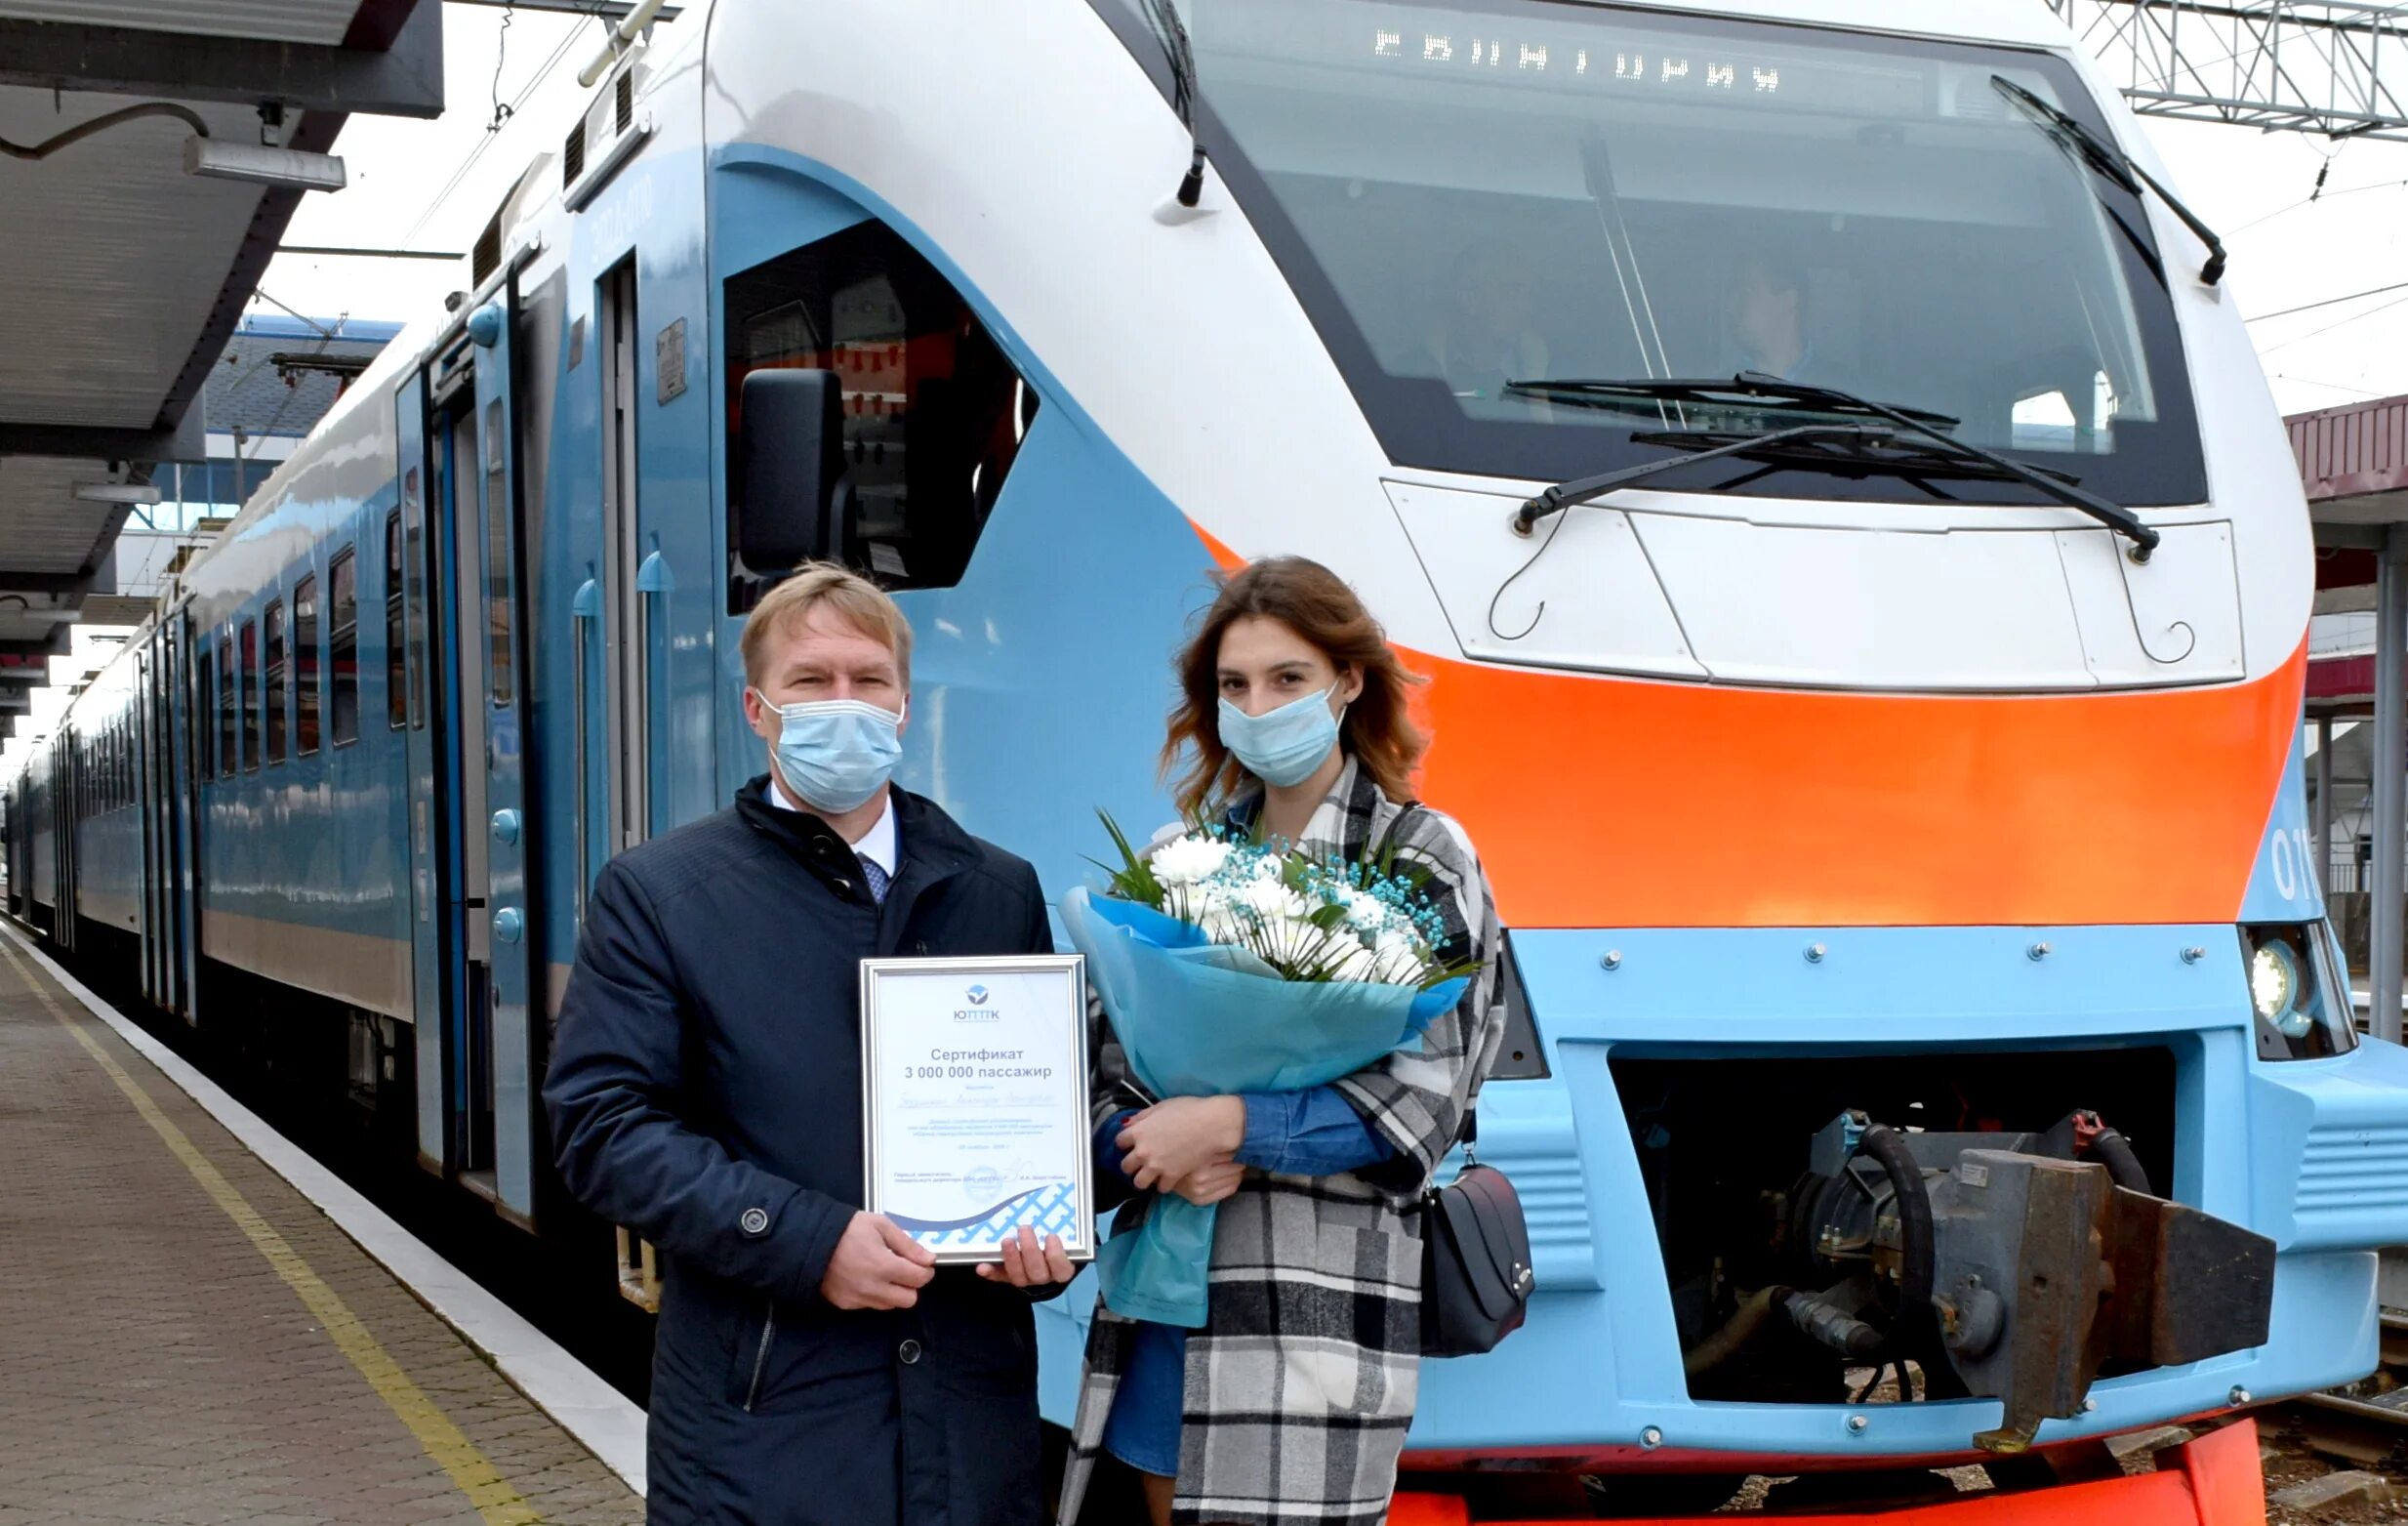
[1238,878,1309,924]
[1152,834,1235,887]
[1199,910,1246,947]
[1326,939,1382,984]
[1251,855,1285,882]
[1370,928,1427,986]
[1254,914,1328,967]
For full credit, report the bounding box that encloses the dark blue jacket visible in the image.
[546,778,1058,1526]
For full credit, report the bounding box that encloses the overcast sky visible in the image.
[257,5,2408,420]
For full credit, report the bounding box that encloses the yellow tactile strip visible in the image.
[0,935,643,1526]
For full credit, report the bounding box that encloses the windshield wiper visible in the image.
[1137,0,1207,208]
[1509,372,2161,560]
[1991,75,2224,286]
[1506,375,1958,429]
[1629,425,2086,490]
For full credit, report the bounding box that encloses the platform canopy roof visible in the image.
[0,0,440,667]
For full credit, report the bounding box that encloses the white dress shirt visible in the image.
[767,777,897,877]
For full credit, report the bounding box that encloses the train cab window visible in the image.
[264,599,288,765]
[240,619,260,771]
[217,635,235,776]
[386,510,407,728]
[329,549,359,746]
[722,219,1038,607]
[294,574,321,756]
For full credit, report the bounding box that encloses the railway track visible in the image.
[2273,1312,2408,1471]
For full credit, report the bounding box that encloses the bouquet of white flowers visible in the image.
[1059,814,1475,1327]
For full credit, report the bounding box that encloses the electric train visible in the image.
[14,1,2408,1519]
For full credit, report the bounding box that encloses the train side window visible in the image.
[217,635,235,776]
[199,644,214,782]
[264,598,288,766]
[387,510,407,728]
[402,472,426,730]
[240,619,260,772]
[295,574,321,756]
[330,548,360,746]
[722,219,1038,607]
[483,404,514,709]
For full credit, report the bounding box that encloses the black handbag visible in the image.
[1418,1118,1534,1357]
[1362,805,1534,1357]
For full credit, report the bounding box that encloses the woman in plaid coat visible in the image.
[1056,557,1508,1526]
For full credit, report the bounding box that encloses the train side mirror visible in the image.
[737,369,856,575]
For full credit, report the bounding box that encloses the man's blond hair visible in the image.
[739,562,914,688]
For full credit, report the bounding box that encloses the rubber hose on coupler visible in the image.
[2086,1129,2151,1195]
[1856,1125,1937,1360]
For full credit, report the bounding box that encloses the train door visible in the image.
[137,641,160,1006]
[413,296,540,1226]
[469,287,539,1227]
[172,609,201,1017]
[593,259,661,1304]
[398,374,450,1175]
[55,730,74,953]
[598,261,652,860]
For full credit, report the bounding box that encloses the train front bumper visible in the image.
[1394,1418,2266,1526]
[1403,925,2408,1464]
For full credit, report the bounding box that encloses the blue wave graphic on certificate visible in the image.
[889,1180,1081,1248]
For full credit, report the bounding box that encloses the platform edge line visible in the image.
[0,919,650,1498]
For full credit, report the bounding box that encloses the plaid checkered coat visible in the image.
[1056,758,1507,1526]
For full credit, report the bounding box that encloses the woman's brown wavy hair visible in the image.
[1165,557,1429,817]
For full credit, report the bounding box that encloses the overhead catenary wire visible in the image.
[2248,279,2408,324]
[396,6,606,248]
[489,0,520,132]
[2261,290,2408,354]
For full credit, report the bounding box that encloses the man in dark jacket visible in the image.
[546,563,1073,1526]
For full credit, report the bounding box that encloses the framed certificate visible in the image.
[859,954,1094,1264]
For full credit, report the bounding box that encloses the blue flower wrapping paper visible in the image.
[1060,887,1467,1327]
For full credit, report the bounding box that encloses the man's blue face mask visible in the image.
[1217,685,1344,789]
[752,690,904,814]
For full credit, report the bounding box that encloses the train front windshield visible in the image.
[1116,0,2207,507]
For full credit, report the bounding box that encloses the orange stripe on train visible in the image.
[1189,522,2304,929]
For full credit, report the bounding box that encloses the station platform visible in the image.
[0,928,643,1526]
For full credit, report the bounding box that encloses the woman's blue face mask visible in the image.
[753,690,903,813]
[1218,685,1343,788]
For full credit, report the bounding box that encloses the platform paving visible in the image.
[0,934,643,1526]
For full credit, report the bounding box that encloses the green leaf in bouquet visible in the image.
[1090,808,1167,908]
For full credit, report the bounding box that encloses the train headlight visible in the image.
[2248,940,2304,1036]
[2240,924,2357,1061]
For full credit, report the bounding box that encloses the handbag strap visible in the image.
[1376,802,1484,1165]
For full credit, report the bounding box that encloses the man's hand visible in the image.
[820,1212,939,1310]
[975,1225,1078,1288]
[1170,1160,1246,1207]
[1118,1095,1245,1192]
